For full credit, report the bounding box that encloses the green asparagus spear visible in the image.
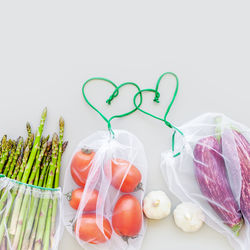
[42,200,53,250]
[35,140,42,162]
[23,122,31,148]
[12,139,47,249]
[0,135,7,160]
[3,141,17,176]
[28,141,47,185]
[15,169,41,250]
[7,137,23,178]
[43,163,50,187]
[0,183,10,217]
[28,136,66,250]
[11,141,47,247]
[54,117,64,187]
[34,133,58,250]
[62,141,68,154]
[28,133,34,150]
[26,122,32,138]
[49,117,65,249]
[0,185,18,245]
[38,146,52,187]
[23,138,28,152]
[15,135,54,250]
[45,134,58,188]
[41,141,51,171]
[12,154,23,180]
[34,166,40,188]
[20,147,51,250]
[9,108,47,237]
[16,134,34,181]
[0,147,1,160]
[21,107,47,183]
[27,170,48,250]
[0,135,6,159]
[35,136,49,172]
[43,135,50,144]
[0,140,12,173]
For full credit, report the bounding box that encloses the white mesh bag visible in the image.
[161,113,250,250]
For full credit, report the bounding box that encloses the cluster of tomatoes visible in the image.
[69,148,143,245]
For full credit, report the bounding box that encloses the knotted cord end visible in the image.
[106,94,115,105]
[153,92,160,103]
[164,120,173,129]
[106,90,119,105]
[106,98,112,105]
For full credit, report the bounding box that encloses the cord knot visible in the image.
[106,97,112,105]
[106,90,119,105]
[164,120,173,129]
[153,91,160,103]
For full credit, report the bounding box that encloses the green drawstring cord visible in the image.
[82,78,142,138]
[133,72,184,157]
[82,73,183,156]
[171,131,181,157]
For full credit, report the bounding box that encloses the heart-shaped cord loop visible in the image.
[133,72,184,157]
[82,77,142,138]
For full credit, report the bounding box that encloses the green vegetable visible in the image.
[3,141,16,176]
[7,137,23,178]
[0,140,12,172]
[34,133,59,250]
[0,108,67,249]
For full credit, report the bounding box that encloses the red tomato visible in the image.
[75,214,112,244]
[70,149,95,186]
[69,187,99,211]
[112,194,142,237]
[107,159,142,193]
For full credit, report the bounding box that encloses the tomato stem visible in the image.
[64,192,72,201]
[81,147,93,154]
[121,235,138,243]
[134,182,143,192]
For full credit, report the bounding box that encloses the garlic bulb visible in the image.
[173,202,205,232]
[143,191,171,219]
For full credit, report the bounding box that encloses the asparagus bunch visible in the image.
[0,108,67,250]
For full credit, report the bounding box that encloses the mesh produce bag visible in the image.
[0,175,62,250]
[63,77,148,249]
[63,129,147,250]
[161,113,250,250]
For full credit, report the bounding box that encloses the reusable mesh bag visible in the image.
[0,175,62,250]
[161,113,250,250]
[63,78,148,250]
[63,129,147,250]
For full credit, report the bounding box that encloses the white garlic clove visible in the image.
[173,202,205,233]
[143,190,171,220]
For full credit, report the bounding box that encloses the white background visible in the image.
[0,1,249,250]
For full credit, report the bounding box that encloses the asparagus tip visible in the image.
[62,141,68,153]
[30,133,34,141]
[42,107,48,116]
[43,141,48,148]
[26,122,31,130]
[7,140,12,149]
[47,141,52,149]
[59,116,64,127]
[53,132,59,140]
